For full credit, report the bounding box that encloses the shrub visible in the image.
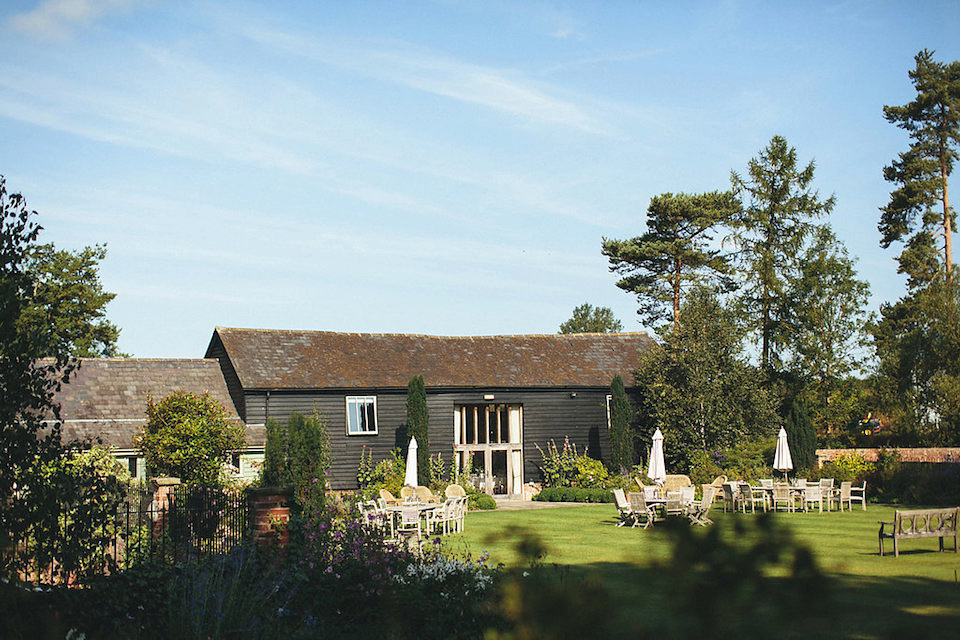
[573,455,610,488]
[715,437,775,482]
[291,506,497,637]
[536,437,608,488]
[24,444,135,583]
[533,487,613,503]
[864,450,960,505]
[259,411,331,519]
[356,445,374,488]
[469,492,498,510]
[356,448,406,500]
[536,438,579,487]
[661,514,826,638]
[429,452,446,490]
[825,451,873,483]
[137,391,245,487]
[450,451,474,489]
[687,449,724,486]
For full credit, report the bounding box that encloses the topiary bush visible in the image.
[469,492,497,510]
[533,487,614,503]
[137,391,246,487]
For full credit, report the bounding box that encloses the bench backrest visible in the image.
[662,474,693,492]
[894,508,960,538]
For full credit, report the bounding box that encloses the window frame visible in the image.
[346,395,379,436]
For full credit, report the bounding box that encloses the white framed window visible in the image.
[346,396,378,435]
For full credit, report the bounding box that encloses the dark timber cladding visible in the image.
[205,328,654,491]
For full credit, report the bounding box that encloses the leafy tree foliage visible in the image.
[0,176,77,578]
[260,411,332,516]
[873,51,960,446]
[881,49,960,281]
[785,226,871,381]
[31,445,132,581]
[781,225,872,437]
[635,287,779,471]
[406,374,430,486]
[19,243,125,358]
[136,391,245,486]
[558,302,623,333]
[602,191,738,330]
[730,136,836,372]
[871,277,960,444]
[608,375,633,472]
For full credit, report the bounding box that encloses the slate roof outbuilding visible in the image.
[207,327,655,390]
[54,358,256,449]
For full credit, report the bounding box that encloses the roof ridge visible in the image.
[216,327,651,339]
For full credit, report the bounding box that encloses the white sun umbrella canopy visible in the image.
[404,436,419,487]
[773,427,794,479]
[647,428,667,486]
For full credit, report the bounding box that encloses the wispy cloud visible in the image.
[546,10,584,40]
[240,25,611,135]
[7,0,140,40]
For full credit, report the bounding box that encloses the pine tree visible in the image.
[603,191,738,331]
[881,49,960,282]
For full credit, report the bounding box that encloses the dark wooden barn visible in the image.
[205,327,653,496]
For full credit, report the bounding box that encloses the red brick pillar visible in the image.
[150,477,181,537]
[247,487,293,549]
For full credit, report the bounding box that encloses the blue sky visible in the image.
[2,1,959,358]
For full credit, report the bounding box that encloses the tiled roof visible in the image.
[208,328,655,390]
[54,358,258,449]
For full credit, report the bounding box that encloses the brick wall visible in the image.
[246,487,293,548]
[816,448,960,466]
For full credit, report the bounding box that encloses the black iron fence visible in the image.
[5,484,248,584]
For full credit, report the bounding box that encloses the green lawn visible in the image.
[441,503,960,639]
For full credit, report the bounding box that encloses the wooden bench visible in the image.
[878,508,960,557]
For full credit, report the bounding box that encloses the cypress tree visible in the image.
[259,411,330,517]
[406,374,430,486]
[784,397,817,473]
[261,417,289,487]
[609,375,634,473]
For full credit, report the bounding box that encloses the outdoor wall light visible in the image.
[570,392,577,398]
[483,394,495,400]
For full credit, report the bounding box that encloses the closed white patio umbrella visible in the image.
[773,427,794,480]
[647,428,667,486]
[404,436,419,487]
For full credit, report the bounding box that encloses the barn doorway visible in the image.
[453,404,523,497]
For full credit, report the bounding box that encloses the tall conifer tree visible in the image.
[602,190,739,331]
[730,136,836,373]
[881,49,960,283]
[609,375,633,473]
[406,374,430,486]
